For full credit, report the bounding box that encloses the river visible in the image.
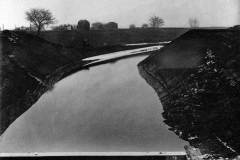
[0,47,187,153]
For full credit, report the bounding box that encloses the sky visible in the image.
[0,0,239,29]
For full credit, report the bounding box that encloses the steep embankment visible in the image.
[138,28,240,158]
[0,30,84,135]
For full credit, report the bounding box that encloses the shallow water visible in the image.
[82,45,163,66]
[0,54,187,153]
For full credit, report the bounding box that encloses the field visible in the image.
[40,28,188,48]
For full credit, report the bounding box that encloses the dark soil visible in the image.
[138,28,240,159]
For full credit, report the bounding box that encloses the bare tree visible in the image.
[26,8,55,35]
[189,18,199,28]
[149,16,164,28]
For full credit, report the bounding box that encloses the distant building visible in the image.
[129,24,136,29]
[77,20,90,31]
[15,26,32,31]
[231,25,240,30]
[91,22,104,30]
[142,24,149,28]
[51,24,74,31]
[103,22,118,30]
[66,25,72,30]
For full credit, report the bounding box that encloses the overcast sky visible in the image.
[0,0,239,29]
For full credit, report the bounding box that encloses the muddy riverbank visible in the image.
[138,28,240,159]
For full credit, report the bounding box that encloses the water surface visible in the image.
[0,54,187,153]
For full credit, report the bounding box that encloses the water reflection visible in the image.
[138,50,240,158]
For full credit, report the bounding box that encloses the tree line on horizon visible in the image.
[16,8,200,35]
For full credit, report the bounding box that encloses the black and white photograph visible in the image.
[0,0,240,159]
